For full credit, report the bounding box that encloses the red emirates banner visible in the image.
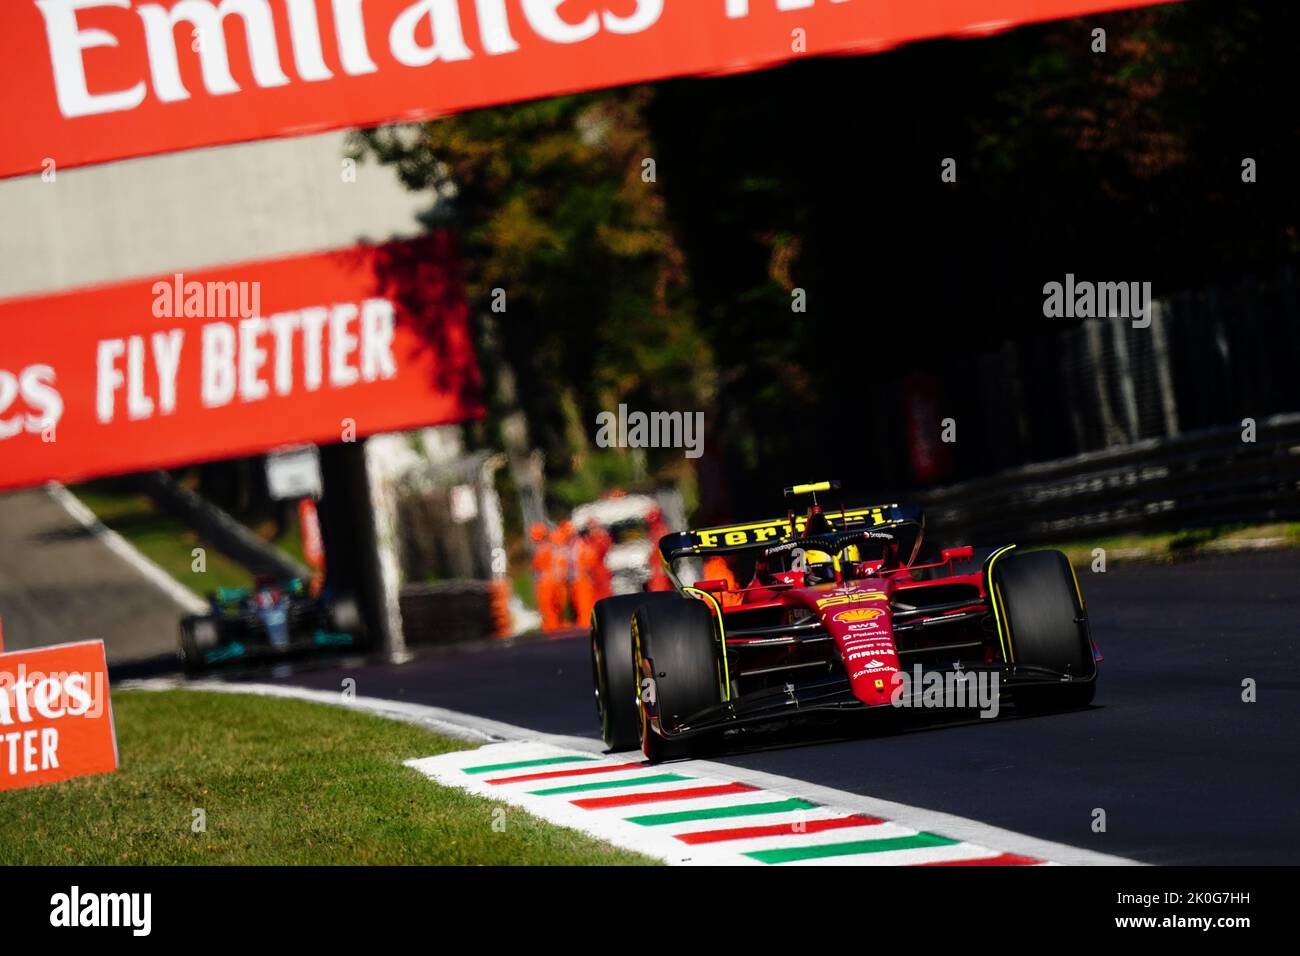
[0,235,483,491]
[4,0,1173,180]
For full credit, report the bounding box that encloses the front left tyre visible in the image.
[631,597,721,762]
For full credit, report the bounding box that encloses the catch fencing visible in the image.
[914,412,1300,547]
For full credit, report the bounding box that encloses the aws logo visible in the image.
[834,607,886,623]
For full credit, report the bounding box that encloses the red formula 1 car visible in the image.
[590,481,1099,761]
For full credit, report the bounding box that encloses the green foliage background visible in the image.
[350,2,1300,520]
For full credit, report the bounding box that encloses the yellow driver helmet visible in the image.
[802,548,837,583]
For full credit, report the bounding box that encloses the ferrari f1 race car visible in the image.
[179,576,364,673]
[590,481,1099,761]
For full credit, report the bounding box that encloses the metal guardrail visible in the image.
[911,412,1300,546]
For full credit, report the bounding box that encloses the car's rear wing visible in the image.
[658,503,923,563]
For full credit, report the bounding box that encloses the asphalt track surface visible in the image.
[259,550,1300,865]
[0,488,185,663]
[5,484,1294,865]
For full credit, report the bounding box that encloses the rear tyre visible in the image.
[591,592,681,750]
[992,549,1097,711]
[632,597,721,763]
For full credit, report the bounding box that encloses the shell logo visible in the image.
[834,607,885,623]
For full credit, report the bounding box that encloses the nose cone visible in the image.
[821,593,900,706]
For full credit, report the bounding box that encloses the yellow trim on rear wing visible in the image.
[663,504,912,557]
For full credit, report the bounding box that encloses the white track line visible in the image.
[46,482,207,615]
[119,677,502,743]
[121,678,1141,865]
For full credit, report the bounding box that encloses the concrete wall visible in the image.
[0,130,426,299]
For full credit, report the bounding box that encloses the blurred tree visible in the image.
[351,89,715,513]
[646,0,1300,511]
[354,0,1300,517]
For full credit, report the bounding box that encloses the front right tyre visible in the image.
[179,617,219,676]
[590,592,682,750]
[992,548,1097,711]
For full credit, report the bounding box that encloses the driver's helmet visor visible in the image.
[801,548,837,581]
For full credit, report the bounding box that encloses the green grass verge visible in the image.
[1050,521,1300,568]
[268,505,309,568]
[70,481,254,596]
[0,690,656,866]
[69,479,316,598]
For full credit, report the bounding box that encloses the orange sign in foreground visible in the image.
[0,640,118,792]
[0,0,1179,179]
